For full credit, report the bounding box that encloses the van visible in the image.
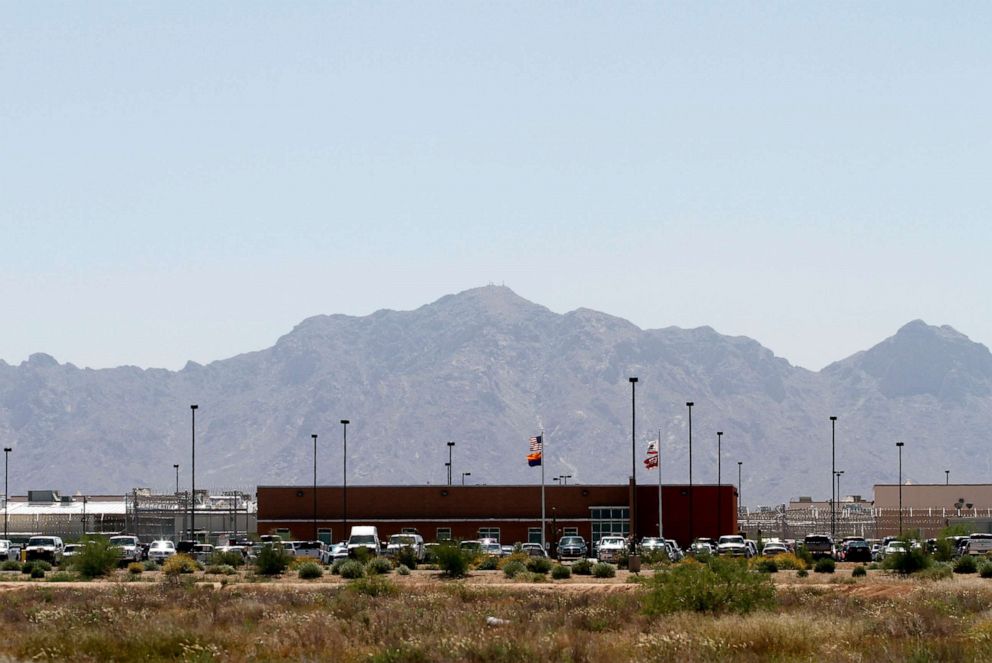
[347,526,380,557]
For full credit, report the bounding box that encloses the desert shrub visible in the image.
[350,547,372,564]
[503,561,526,579]
[68,538,119,579]
[422,546,438,564]
[254,545,290,576]
[349,575,396,597]
[642,556,775,616]
[934,538,957,562]
[814,558,836,574]
[981,563,992,579]
[476,555,499,571]
[338,559,366,579]
[795,546,814,566]
[209,550,245,568]
[592,562,616,578]
[20,562,36,575]
[0,561,20,571]
[768,553,807,571]
[881,546,931,575]
[47,571,74,582]
[797,569,808,578]
[497,552,530,570]
[918,564,953,581]
[331,558,349,575]
[33,561,52,572]
[852,565,867,578]
[867,562,880,570]
[142,560,159,572]
[396,564,410,576]
[955,555,978,574]
[366,557,393,575]
[206,564,237,576]
[755,559,778,573]
[551,564,572,580]
[526,557,552,574]
[298,562,323,579]
[127,562,144,575]
[572,559,593,575]
[162,554,198,576]
[520,572,550,583]
[435,543,470,578]
[397,547,418,570]
[30,567,45,579]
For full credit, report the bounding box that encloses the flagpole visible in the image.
[540,429,546,551]
[658,429,663,539]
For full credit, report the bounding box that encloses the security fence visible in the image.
[739,506,992,540]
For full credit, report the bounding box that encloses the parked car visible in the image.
[665,539,684,561]
[215,544,249,562]
[0,540,12,561]
[289,541,324,560]
[596,536,626,563]
[192,543,215,564]
[802,534,835,560]
[521,543,549,558]
[109,535,143,563]
[385,533,426,562]
[347,526,381,557]
[963,533,992,556]
[500,545,514,557]
[25,536,64,564]
[762,541,789,556]
[478,538,502,558]
[148,540,177,564]
[62,543,85,560]
[320,543,349,565]
[843,539,873,563]
[639,537,667,557]
[557,536,589,561]
[883,540,908,558]
[716,535,749,557]
[688,539,715,557]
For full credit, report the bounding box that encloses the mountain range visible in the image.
[2,285,990,506]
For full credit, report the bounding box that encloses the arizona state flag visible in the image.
[527,435,543,467]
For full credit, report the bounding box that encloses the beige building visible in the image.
[873,484,992,512]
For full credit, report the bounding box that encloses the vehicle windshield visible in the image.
[109,537,136,546]
[889,541,907,549]
[151,541,174,549]
[389,536,416,545]
[602,538,625,545]
[641,538,662,544]
[560,537,583,545]
[805,536,831,544]
[350,535,376,545]
[719,536,744,545]
[848,541,869,548]
[28,538,56,546]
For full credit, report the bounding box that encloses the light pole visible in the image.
[341,420,350,535]
[312,433,318,541]
[737,461,743,516]
[896,442,904,536]
[686,401,694,543]
[629,377,638,553]
[190,404,198,541]
[3,447,11,539]
[835,470,845,534]
[173,464,179,494]
[447,441,455,486]
[830,416,837,542]
[562,475,571,486]
[717,431,723,537]
[945,469,950,485]
[461,472,471,485]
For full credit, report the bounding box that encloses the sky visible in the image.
[2,2,991,371]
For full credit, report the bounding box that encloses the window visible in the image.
[590,506,629,542]
[528,528,543,544]
[478,528,500,541]
[436,528,452,541]
[274,528,290,540]
[563,527,579,537]
[317,528,332,544]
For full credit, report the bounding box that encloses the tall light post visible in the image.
[341,420,350,535]
[461,472,471,485]
[447,441,455,486]
[190,404,198,541]
[896,442,905,536]
[945,469,950,485]
[173,464,179,494]
[737,461,743,518]
[835,470,845,534]
[829,416,837,542]
[562,474,571,486]
[717,431,723,536]
[3,447,11,539]
[312,433,318,541]
[686,401,694,543]
[629,377,638,553]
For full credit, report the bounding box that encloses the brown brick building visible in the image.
[257,483,737,547]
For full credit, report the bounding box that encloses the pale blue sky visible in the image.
[2,3,990,370]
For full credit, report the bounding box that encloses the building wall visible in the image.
[257,483,737,547]
[874,484,992,510]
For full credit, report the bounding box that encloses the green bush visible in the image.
[350,547,372,564]
[852,565,867,578]
[348,575,396,597]
[69,538,121,579]
[797,569,808,578]
[142,560,159,572]
[127,562,144,575]
[435,543,470,578]
[981,563,992,579]
[47,571,74,582]
[572,559,593,576]
[298,562,323,579]
[0,561,20,571]
[755,559,778,574]
[20,562,36,575]
[503,561,526,578]
[205,564,237,576]
[881,546,931,575]
[338,559,366,579]
[396,564,411,576]
[30,567,45,579]
[331,558,349,575]
[813,558,836,574]
[162,554,198,576]
[934,538,957,562]
[476,555,499,571]
[526,557,552,574]
[642,556,775,615]
[254,545,290,576]
[397,547,418,570]
[918,564,953,581]
[209,550,245,568]
[367,557,393,575]
[551,564,571,580]
[592,562,616,578]
[422,546,438,564]
[33,561,52,572]
[955,555,978,574]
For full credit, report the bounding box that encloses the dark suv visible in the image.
[556,535,588,561]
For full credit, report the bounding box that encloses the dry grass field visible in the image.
[1,565,991,661]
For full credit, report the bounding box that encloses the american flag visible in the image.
[527,435,543,466]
